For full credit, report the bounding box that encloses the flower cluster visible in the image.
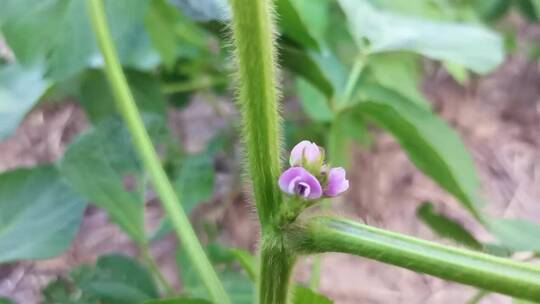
[278,141,349,200]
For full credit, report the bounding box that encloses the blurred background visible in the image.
[1,0,540,303]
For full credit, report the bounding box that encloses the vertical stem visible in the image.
[86,1,229,303]
[228,0,293,302]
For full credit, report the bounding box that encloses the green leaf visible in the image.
[293,286,332,304]
[357,85,483,217]
[443,61,470,85]
[0,63,50,139]
[174,150,215,214]
[71,254,158,304]
[168,0,229,21]
[296,77,333,122]
[144,298,212,304]
[0,165,86,263]
[417,202,482,250]
[487,218,540,252]
[0,297,14,304]
[367,53,429,108]
[144,0,208,68]
[337,0,504,73]
[59,118,163,242]
[281,45,347,98]
[1,0,158,80]
[276,0,329,50]
[176,246,253,304]
[227,249,257,281]
[78,69,166,123]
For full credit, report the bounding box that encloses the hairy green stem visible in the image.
[228,0,283,231]
[290,216,540,302]
[228,0,292,302]
[86,0,229,302]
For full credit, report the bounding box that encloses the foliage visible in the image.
[1,0,540,303]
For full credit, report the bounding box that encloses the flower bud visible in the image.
[289,140,323,168]
[324,167,349,197]
[278,167,323,199]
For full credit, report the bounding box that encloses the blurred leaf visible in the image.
[145,0,208,68]
[176,246,253,304]
[168,0,229,21]
[0,165,86,263]
[368,53,429,108]
[145,299,212,304]
[78,69,166,123]
[417,202,482,250]
[328,111,370,168]
[151,139,219,240]
[281,45,347,99]
[357,85,483,217]
[337,0,504,73]
[487,218,540,252]
[292,286,332,304]
[473,0,511,21]
[514,0,540,21]
[0,63,50,139]
[0,298,13,304]
[276,0,329,50]
[443,61,470,85]
[227,249,257,281]
[72,254,158,304]
[59,117,167,242]
[513,298,539,304]
[1,0,158,80]
[296,77,333,122]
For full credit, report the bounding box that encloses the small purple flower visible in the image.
[289,140,322,167]
[278,167,323,199]
[324,167,349,197]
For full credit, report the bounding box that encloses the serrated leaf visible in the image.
[0,165,86,263]
[296,78,333,122]
[357,85,483,217]
[337,0,504,73]
[487,218,540,252]
[0,63,50,139]
[417,202,482,250]
[59,117,167,242]
[293,286,332,304]
[78,69,166,123]
[1,0,158,80]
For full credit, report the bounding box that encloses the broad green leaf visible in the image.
[1,0,158,80]
[0,298,13,304]
[78,69,166,123]
[176,246,253,304]
[531,0,540,20]
[276,0,329,50]
[296,78,333,122]
[417,202,482,250]
[337,0,504,73]
[44,256,160,304]
[357,85,483,216]
[59,118,163,242]
[77,254,158,304]
[0,63,50,139]
[144,299,212,304]
[0,165,86,263]
[368,53,429,108]
[293,286,332,304]
[473,0,511,21]
[487,218,540,252]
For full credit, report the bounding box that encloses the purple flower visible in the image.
[278,167,323,199]
[289,140,323,167]
[324,167,349,197]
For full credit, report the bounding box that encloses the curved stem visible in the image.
[139,243,174,296]
[290,216,540,302]
[86,1,230,302]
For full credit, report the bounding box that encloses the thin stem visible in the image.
[140,243,174,296]
[86,1,230,302]
[309,255,322,290]
[290,216,540,302]
[338,53,367,111]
